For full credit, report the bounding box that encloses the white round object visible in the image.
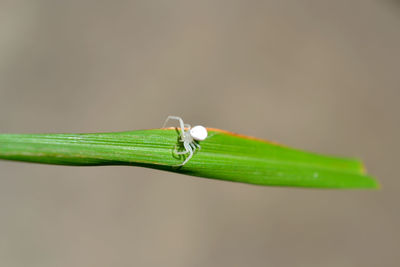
[190,125,208,141]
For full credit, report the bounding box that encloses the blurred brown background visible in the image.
[0,1,399,266]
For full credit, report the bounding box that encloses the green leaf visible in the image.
[0,128,379,189]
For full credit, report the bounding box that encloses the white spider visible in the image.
[163,116,208,166]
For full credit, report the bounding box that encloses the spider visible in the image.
[163,116,208,166]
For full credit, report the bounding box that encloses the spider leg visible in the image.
[197,143,201,150]
[163,116,185,136]
[190,142,197,150]
[174,145,189,155]
[193,142,201,149]
[179,143,193,166]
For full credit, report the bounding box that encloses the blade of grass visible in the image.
[0,128,379,189]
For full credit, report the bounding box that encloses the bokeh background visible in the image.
[0,1,399,266]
